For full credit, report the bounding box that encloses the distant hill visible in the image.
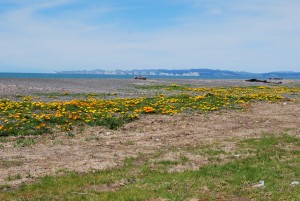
[260,72,300,79]
[56,69,300,79]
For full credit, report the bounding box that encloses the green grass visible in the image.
[14,138,36,147]
[293,83,300,88]
[1,133,300,200]
[33,92,117,99]
[134,84,194,91]
[186,144,227,156]
[133,84,170,90]
[6,174,21,182]
[157,160,180,166]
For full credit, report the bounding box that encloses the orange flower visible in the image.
[143,106,155,113]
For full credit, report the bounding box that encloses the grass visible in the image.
[1,133,300,200]
[14,138,36,147]
[32,92,118,99]
[0,160,23,168]
[186,143,227,156]
[5,174,21,182]
[133,84,171,90]
[0,185,11,191]
[134,84,194,91]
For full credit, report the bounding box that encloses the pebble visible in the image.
[290,181,299,186]
[253,180,264,188]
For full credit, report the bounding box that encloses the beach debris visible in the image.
[269,77,283,80]
[290,181,299,186]
[233,154,241,157]
[252,180,265,188]
[188,198,200,201]
[245,79,269,83]
[245,78,282,84]
[134,76,147,80]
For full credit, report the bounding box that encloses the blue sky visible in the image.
[0,0,299,73]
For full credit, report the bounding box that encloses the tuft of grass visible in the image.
[85,136,100,141]
[0,184,11,191]
[0,138,8,143]
[157,160,179,166]
[133,84,170,90]
[14,138,36,147]
[186,144,226,156]
[0,160,23,168]
[179,154,189,165]
[6,174,21,181]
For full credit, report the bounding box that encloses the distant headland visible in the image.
[56,68,300,79]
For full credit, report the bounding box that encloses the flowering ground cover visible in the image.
[0,85,299,136]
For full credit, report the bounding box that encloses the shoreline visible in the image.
[0,78,299,97]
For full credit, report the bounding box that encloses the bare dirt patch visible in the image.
[0,101,299,187]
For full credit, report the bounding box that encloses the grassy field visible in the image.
[1,133,300,200]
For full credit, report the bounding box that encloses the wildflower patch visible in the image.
[0,86,299,136]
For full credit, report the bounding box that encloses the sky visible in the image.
[0,0,299,73]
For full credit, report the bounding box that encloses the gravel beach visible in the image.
[1,78,299,97]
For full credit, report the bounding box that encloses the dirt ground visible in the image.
[1,100,299,187]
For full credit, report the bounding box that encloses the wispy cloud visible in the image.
[0,0,299,72]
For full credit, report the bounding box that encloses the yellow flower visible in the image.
[195,95,205,100]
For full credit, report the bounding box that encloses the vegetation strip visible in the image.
[0,85,299,136]
[1,134,300,200]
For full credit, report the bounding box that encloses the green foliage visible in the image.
[14,138,36,147]
[1,86,299,136]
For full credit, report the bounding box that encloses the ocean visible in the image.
[0,73,268,80]
[1,72,300,79]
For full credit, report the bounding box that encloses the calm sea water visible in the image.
[0,73,260,79]
[1,72,300,79]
